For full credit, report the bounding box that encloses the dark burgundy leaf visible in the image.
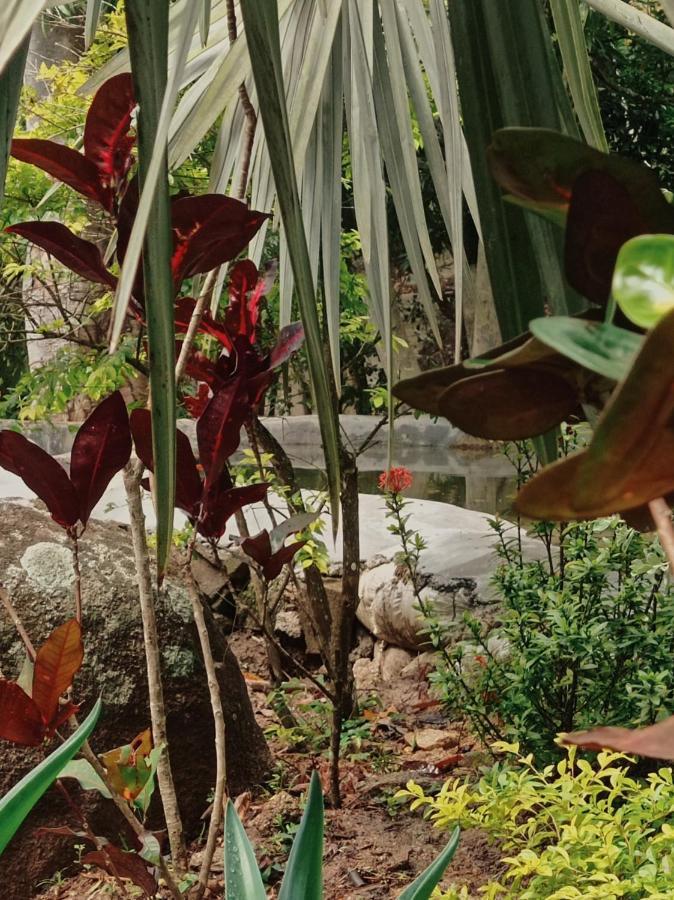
[130,410,202,515]
[199,482,268,539]
[565,170,652,307]
[183,349,222,389]
[171,194,269,283]
[84,73,136,190]
[116,176,139,266]
[82,845,158,897]
[224,259,276,343]
[241,531,305,580]
[0,431,80,529]
[175,297,233,350]
[183,382,211,419]
[0,680,43,746]
[196,378,249,489]
[5,222,116,287]
[270,322,305,369]
[70,392,132,525]
[11,138,109,208]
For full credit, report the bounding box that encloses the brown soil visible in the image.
[37,627,502,899]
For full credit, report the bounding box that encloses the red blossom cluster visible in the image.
[378,466,413,494]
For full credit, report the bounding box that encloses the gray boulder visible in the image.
[0,501,271,899]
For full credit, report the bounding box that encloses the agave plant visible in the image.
[225,771,461,899]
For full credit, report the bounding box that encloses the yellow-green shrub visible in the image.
[398,742,674,899]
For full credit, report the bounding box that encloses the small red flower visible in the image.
[378,466,413,494]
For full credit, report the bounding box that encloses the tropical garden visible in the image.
[3,0,674,897]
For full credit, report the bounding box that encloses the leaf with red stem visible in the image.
[225,259,276,343]
[199,482,269,539]
[241,530,306,580]
[0,680,43,746]
[5,222,117,287]
[84,73,136,192]
[70,392,132,525]
[0,431,80,529]
[130,410,202,516]
[174,297,234,350]
[196,378,249,489]
[32,619,84,727]
[11,138,110,209]
[183,382,211,419]
[170,195,268,283]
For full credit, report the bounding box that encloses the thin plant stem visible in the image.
[0,585,36,660]
[175,269,218,382]
[71,533,82,624]
[649,497,674,574]
[185,567,227,900]
[123,460,187,872]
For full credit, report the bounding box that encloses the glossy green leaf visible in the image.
[224,801,266,900]
[398,826,460,900]
[240,0,341,533]
[529,317,643,381]
[613,234,674,329]
[278,770,324,900]
[0,36,29,207]
[0,699,102,857]
[59,759,112,799]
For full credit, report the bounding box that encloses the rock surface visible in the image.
[0,501,271,899]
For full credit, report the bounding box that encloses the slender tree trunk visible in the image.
[123,461,186,872]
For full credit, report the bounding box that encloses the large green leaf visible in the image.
[549,0,607,151]
[278,770,324,900]
[0,35,28,207]
[612,234,674,329]
[448,0,582,343]
[398,826,460,900]
[529,317,643,381]
[223,801,266,900]
[124,0,181,579]
[0,699,102,857]
[0,0,42,75]
[240,0,341,531]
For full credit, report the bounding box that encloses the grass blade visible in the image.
[0,35,28,207]
[0,699,102,857]
[240,0,341,533]
[123,0,197,578]
[0,0,43,75]
[85,0,104,50]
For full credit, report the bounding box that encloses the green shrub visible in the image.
[427,509,674,761]
[399,743,674,899]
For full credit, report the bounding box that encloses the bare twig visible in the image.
[0,585,36,661]
[71,534,82,624]
[175,269,218,382]
[649,497,674,574]
[185,570,227,900]
[123,461,186,872]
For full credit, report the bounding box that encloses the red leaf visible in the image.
[32,619,84,726]
[0,680,43,746]
[84,73,136,191]
[270,322,305,369]
[5,222,116,287]
[130,410,202,515]
[0,431,80,529]
[81,845,158,897]
[224,259,275,343]
[199,482,268,540]
[70,392,132,525]
[175,297,233,351]
[171,195,268,283]
[11,139,108,208]
[183,382,211,419]
[241,531,305,580]
[196,379,249,489]
[563,714,674,759]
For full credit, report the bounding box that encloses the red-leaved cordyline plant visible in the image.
[4,70,311,893]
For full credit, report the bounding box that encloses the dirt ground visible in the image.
[38,628,501,899]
